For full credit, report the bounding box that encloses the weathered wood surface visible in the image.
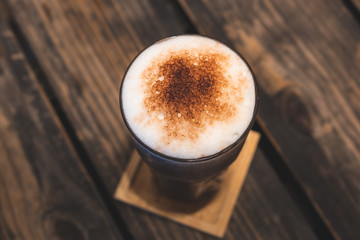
[177,0,360,239]
[351,0,360,12]
[2,0,319,239]
[0,21,125,240]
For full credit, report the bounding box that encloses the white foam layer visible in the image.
[121,35,256,159]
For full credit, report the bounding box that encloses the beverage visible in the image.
[120,35,258,201]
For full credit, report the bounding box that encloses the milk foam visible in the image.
[121,35,256,159]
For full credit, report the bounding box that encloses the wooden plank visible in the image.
[3,0,318,239]
[0,21,125,240]
[351,0,360,12]
[177,0,360,239]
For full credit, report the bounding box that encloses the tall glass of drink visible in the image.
[120,35,258,202]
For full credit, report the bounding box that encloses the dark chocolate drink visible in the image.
[120,35,258,201]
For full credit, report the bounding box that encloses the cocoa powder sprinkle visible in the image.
[142,50,236,142]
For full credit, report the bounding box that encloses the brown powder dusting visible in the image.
[142,50,238,142]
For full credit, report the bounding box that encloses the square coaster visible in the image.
[114,131,260,237]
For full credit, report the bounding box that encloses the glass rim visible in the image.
[119,34,259,163]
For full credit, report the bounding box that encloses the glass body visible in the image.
[119,35,259,202]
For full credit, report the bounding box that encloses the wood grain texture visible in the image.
[351,0,360,12]
[0,22,125,240]
[177,0,360,239]
[3,0,317,239]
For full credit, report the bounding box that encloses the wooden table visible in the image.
[0,0,359,239]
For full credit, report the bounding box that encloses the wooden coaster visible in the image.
[114,131,260,237]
